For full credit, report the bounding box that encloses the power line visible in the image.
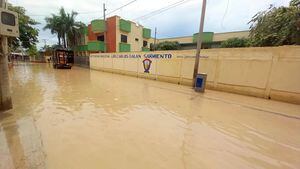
[27,0,138,17]
[107,0,137,16]
[221,0,230,29]
[112,0,194,32]
[16,35,56,43]
[30,0,193,42]
[133,0,193,22]
[111,0,193,28]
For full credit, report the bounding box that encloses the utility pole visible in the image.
[42,39,47,48]
[0,0,13,111]
[154,27,157,51]
[103,3,106,21]
[193,0,207,87]
[103,3,107,52]
[0,0,6,8]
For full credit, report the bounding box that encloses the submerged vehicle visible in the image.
[52,48,74,69]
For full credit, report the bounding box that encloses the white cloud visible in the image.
[8,0,291,49]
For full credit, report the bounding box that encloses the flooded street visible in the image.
[0,63,300,169]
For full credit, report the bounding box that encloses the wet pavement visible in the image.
[0,63,300,169]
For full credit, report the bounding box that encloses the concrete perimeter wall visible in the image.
[90,46,300,104]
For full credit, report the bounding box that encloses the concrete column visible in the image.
[264,47,280,99]
[0,36,13,111]
[213,53,221,89]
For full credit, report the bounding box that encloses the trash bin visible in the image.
[195,73,207,92]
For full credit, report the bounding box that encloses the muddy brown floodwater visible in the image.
[0,63,300,169]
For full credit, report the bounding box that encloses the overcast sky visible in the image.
[9,0,290,49]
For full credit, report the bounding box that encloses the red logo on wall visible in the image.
[143,59,152,73]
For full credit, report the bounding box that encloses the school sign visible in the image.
[92,52,175,73]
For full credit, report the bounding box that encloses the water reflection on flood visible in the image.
[0,63,300,169]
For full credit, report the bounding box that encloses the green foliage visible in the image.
[41,45,53,56]
[153,41,181,50]
[44,7,84,48]
[27,45,38,57]
[221,38,250,48]
[8,4,39,50]
[249,1,300,46]
[67,21,86,48]
[44,14,62,46]
[290,0,300,7]
[41,45,52,51]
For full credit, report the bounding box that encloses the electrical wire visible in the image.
[107,0,137,16]
[27,0,138,17]
[133,0,193,22]
[221,0,230,29]
[108,0,194,34]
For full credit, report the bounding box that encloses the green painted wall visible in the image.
[119,19,131,32]
[91,19,106,33]
[88,41,106,52]
[119,43,131,52]
[142,47,150,52]
[143,28,151,39]
[193,32,214,43]
[76,45,88,51]
[82,45,88,51]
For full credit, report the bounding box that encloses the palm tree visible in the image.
[65,11,81,48]
[58,8,67,48]
[44,14,62,46]
[67,22,85,48]
[44,7,85,48]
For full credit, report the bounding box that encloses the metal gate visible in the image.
[74,55,90,68]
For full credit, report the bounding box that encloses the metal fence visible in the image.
[74,55,90,68]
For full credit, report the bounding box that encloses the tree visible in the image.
[249,1,300,46]
[66,16,85,48]
[41,45,53,56]
[58,7,67,48]
[27,45,38,58]
[44,7,84,48]
[8,4,39,50]
[290,0,300,7]
[153,41,181,50]
[44,14,62,46]
[220,38,250,48]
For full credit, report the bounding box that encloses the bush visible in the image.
[152,41,181,50]
[248,1,300,46]
[220,38,250,48]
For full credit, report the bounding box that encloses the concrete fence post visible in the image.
[213,51,221,89]
[179,57,183,85]
[264,47,280,99]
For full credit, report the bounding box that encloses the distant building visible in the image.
[157,30,249,50]
[74,15,249,56]
[74,15,152,56]
[9,52,29,62]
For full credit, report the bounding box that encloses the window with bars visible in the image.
[121,34,128,43]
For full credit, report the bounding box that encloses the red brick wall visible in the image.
[88,24,97,41]
[106,16,117,52]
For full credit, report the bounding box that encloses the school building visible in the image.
[74,15,152,56]
[74,15,249,56]
[157,30,249,50]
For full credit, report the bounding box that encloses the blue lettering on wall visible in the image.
[144,54,172,59]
